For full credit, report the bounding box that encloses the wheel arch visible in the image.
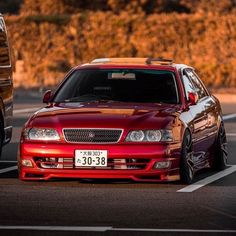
[181,127,192,152]
[179,121,193,145]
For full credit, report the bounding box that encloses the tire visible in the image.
[180,131,194,184]
[212,123,228,170]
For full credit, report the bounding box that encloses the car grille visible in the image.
[63,128,123,143]
[34,157,150,170]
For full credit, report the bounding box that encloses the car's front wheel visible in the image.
[212,123,228,170]
[180,131,194,184]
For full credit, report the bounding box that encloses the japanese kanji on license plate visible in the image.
[75,150,108,167]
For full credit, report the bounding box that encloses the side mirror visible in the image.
[188,92,198,106]
[43,90,52,103]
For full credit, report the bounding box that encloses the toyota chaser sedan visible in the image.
[18,58,227,183]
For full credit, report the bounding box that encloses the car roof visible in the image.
[75,58,193,71]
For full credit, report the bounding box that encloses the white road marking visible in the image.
[223,113,236,121]
[0,160,17,163]
[177,165,236,193]
[0,226,235,233]
[0,166,18,174]
[13,107,40,115]
[227,133,236,137]
[114,228,236,233]
[202,206,236,220]
[0,226,112,232]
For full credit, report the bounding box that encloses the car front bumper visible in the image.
[19,142,182,182]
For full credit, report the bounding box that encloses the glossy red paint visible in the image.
[20,142,181,181]
[42,90,52,103]
[18,59,223,182]
[19,102,182,181]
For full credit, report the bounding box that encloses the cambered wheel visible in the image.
[180,131,194,184]
[212,123,228,170]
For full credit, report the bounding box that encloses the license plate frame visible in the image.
[75,150,108,167]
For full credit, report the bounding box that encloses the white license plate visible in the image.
[75,150,108,167]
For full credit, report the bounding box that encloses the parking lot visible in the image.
[0,95,235,236]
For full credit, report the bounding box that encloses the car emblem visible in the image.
[88,132,95,138]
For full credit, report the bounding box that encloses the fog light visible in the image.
[22,159,33,167]
[153,161,170,169]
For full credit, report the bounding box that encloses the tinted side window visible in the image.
[0,17,10,66]
[186,69,207,99]
[192,71,209,95]
[182,73,195,101]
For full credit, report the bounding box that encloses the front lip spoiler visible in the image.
[19,164,180,182]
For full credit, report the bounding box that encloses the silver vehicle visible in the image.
[0,14,13,157]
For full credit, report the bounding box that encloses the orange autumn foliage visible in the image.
[4,0,236,88]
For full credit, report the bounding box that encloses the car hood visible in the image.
[28,102,181,130]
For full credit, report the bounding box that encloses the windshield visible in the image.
[54,69,179,104]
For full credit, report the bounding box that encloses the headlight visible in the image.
[129,130,145,142]
[126,130,173,142]
[146,130,161,142]
[25,128,60,141]
[161,130,173,142]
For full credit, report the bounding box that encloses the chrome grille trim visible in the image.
[34,157,150,170]
[63,128,123,143]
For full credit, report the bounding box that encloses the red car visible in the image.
[18,58,227,183]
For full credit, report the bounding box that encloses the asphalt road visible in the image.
[0,94,235,236]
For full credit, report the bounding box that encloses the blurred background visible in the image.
[1,0,236,91]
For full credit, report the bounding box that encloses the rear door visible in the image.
[187,69,218,143]
[185,69,217,167]
[182,69,208,168]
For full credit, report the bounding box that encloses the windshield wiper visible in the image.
[58,94,114,103]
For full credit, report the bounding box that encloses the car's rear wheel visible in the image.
[212,123,228,170]
[180,131,194,184]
